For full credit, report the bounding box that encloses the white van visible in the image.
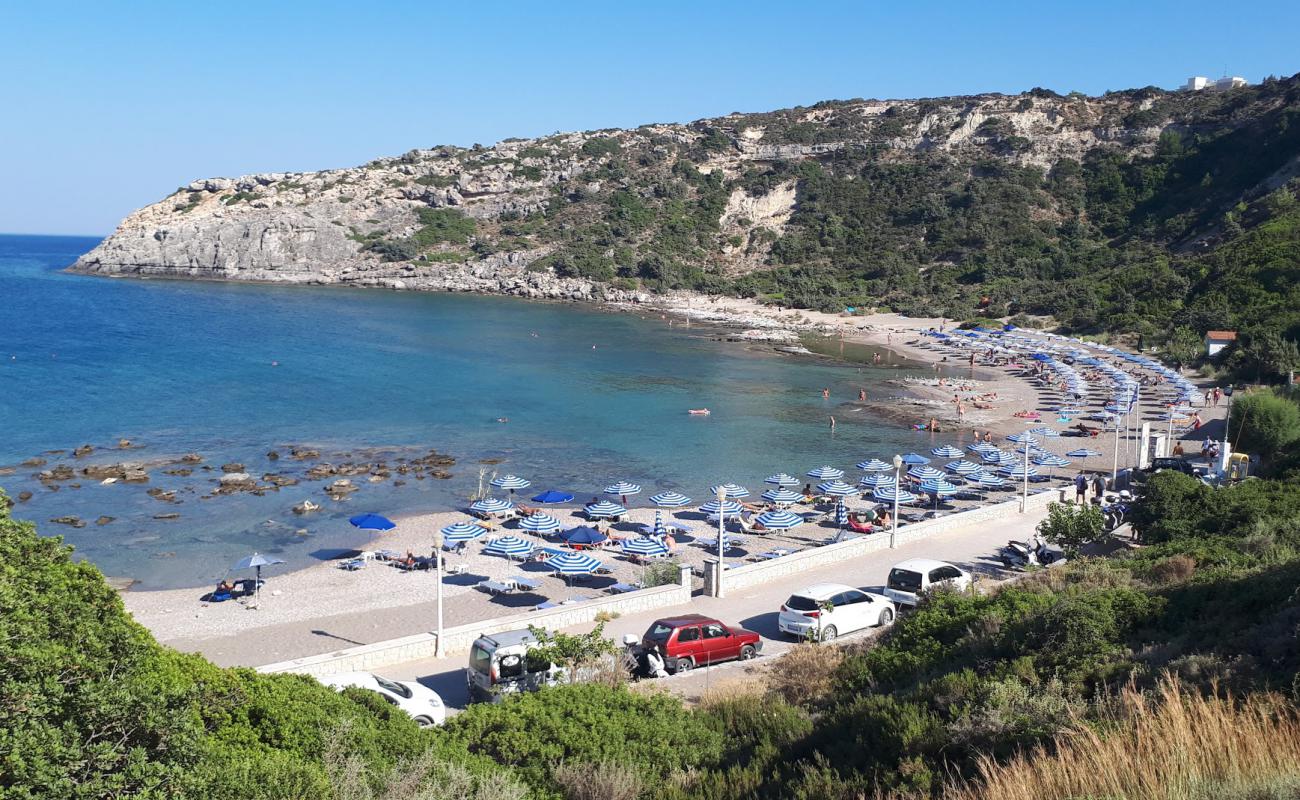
[465,629,564,703]
[884,558,971,607]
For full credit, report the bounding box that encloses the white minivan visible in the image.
[884,558,972,607]
[778,582,894,642]
[466,629,565,702]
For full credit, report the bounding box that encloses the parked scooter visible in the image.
[1094,491,1134,532]
[999,536,1066,570]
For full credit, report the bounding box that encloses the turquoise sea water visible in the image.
[0,234,934,588]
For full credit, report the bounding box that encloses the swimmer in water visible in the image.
[496,417,509,423]
[821,388,829,399]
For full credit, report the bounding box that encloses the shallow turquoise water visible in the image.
[0,234,936,588]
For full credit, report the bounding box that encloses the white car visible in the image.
[320,671,446,727]
[884,558,972,607]
[778,582,895,642]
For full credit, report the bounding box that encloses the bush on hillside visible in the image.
[1228,390,1300,462]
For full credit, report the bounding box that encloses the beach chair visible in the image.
[339,558,366,571]
[753,549,791,561]
[608,581,643,594]
[508,575,541,592]
[446,563,468,576]
[476,580,514,595]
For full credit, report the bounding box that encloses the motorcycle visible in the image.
[999,537,1067,570]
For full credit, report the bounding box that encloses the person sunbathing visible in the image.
[516,503,539,517]
[215,579,235,594]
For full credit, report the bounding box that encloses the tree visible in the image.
[1164,326,1203,370]
[1228,390,1300,461]
[1037,501,1107,557]
[525,623,618,684]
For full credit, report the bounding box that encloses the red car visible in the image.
[642,614,762,673]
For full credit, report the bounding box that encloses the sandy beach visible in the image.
[123,301,1229,666]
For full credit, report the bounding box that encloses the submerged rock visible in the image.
[180,453,203,463]
[292,500,321,515]
[220,462,245,473]
[73,444,95,458]
[21,457,47,467]
[17,491,33,503]
[50,516,86,528]
[153,513,180,520]
[96,516,116,526]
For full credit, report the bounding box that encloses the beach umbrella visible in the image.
[649,491,692,507]
[873,486,917,504]
[856,459,892,472]
[1028,427,1061,438]
[973,472,1009,489]
[1007,432,1039,445]
[652,510,666,537]
[229,552,284,598]
[709,483,750,499]
[931,445,964,459]
[946,460,984,476]
[348,513,396,531]
[700,499,745,517]
[919,478,959,495]
[984,451,1018,466]
[908,466,945,481]
[490,474,531,494]
[756,509,805,530]
[1066,447,1103,471]
[561,526,608,546]
[998,464,1038,479]
[640,519,689,535]
[967,442,998,454]
[547,551,603,580]
[858,473,896,489]
[531,489,574,504]
[469,497,514,515]
[584,500,627,519]
[1033,453,1071,468]
[441,520,488,543]
[900,453,931,465]
[621,536,669,557]
[761,487,804,505]
[835,499,849,530]
[764,473,801,486]
[483,535,534,560]
[816,480,858,496]
[519,512,562,535]
[806,465,845,480]
[604,481,642,504]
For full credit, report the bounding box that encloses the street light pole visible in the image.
[716,485,726,597]
[1021,434,1031,513]
[434,529,445,657]
[891,454,902,548]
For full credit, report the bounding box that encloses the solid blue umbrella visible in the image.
[621,536,669,557]
[764,473,801,486]
[931,445,964,459]
[755,509,804,530]
[349,513,396,531]
[762,487,804,504]
[908,466,945,481]
[604,481,642,497]
[856,459,892,472]
[561,526,608,546]
[901,453,931,465]
[519,512,562,534]
[490,474,531,492]
[858,473,896,489]
[441,520,488,542]
[547,551,603,578]
[483,536,534,559]
[806,465,845,480]
[650,491,692,507]
[709,483,750,499]
[469,498,514,515]
[700,499,745,517]
[873,486,917,504]
[817,480,858,496]
[584,500,627,519]
[946,460,984,475]
[531,489,574,504]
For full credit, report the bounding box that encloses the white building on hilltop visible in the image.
[1184,75,1248,92]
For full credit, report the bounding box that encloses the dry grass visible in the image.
[765,643,846,707]
[553,760,642,800]
[947,676,1300,800]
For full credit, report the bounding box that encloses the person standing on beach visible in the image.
[1074,473,1087,504]
[1092,474,1107,501]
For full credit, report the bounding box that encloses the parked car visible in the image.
[465,628,564,703]
[320,671,446,727]
[1145,457,1199,476]
[884,558,972,607]
[642,614,762,673]
[778,582,894,641]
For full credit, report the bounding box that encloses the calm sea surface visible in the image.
[0,234,934,588]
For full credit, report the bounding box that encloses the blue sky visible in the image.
[2,0,1297,235]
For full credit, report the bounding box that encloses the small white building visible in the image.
[1205,330,1237,357]
[1183,75,1248,92]
[1214,76,1248,92]
[1184,76,1210,91]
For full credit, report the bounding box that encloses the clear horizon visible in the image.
[3,0,1298,235]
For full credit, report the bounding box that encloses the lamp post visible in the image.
[891,454,903,548]
[716,484,726,597]
[1021,432,1031,513]
[434,528,445,657]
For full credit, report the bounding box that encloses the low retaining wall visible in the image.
[258,565,693,677]
[703,487,1064,596]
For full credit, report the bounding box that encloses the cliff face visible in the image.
[72,81,1299,308]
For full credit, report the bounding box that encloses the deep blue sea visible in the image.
[0,234,933,588]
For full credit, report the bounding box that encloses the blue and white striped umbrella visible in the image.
[1028,427,1061,438]
[620,536,668,557]
[931,445,965,459]
[441,520,488,542]
[974,473,1009,488]
[1066,448,1103,458]
[859,473,896,488]
[490,474,531,491]
[547,551,603,576]
[709,483,750,499]
[817,480,858,496]
[835,499,849,529]
[700,499,745,517]
[649,491,692,507]
[761,487,804,504]
[1033,454,1071,468]
[983,451,1018,466]
[604,481,642,497]
[584,500,627,518]
[967,442,999,453]
[806,465,845,480]
[755,509,804,530]
[900,453,931,465]
[946,460,984,475]
[856,459,892,472]
[469,497,514,515]
[918,478,959,496]
[483,535,534,559]
[519,512,562,534]
[908,466,945,481]
[764,473,800,486]
[651,510,666,537]
[998,464,1039,479]
[1007,432,1039,444]
[873,486,918,504]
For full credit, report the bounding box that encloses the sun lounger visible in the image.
[535,600,560,610]
[608,581,643,594]
[477,580,514,595]
[339,558,366,571]
[508,575,541,591]
[446,563,468,576]
[754,549,792,561]
[531,547,566,562]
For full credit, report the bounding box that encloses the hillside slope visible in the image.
[74,76,1300,342]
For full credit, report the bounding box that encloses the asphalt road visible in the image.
[384,501,1058,711]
